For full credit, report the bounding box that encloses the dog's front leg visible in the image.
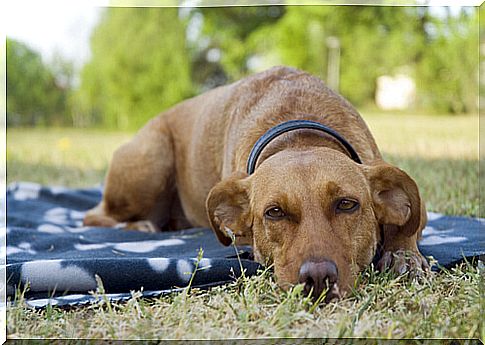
[377,224,429,277]
[83,115,176,232]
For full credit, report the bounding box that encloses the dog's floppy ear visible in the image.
[206,172,252,246]
[364,162,425,236]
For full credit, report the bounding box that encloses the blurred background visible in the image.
[6,5,478,129]
[5,5,481,217]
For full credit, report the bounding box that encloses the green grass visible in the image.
[6,113,481,339]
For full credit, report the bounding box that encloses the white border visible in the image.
[1,1,483,343]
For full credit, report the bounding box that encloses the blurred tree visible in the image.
[7,6,479,130]
[76,7,194,129]
[248,6,427,106]
[415,8,478,114]
[189,6,285,88]
[196,6,477,114]
[6,39,68,126]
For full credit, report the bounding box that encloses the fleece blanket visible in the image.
[6,182,484,308]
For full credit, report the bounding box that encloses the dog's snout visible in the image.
[299,259,339,302]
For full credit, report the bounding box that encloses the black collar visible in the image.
[246,119,362,175]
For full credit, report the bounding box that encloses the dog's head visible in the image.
[206,147,425,301]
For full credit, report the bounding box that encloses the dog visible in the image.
[84,66,429,301]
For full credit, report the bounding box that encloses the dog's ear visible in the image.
[206,172,252,246]
[364,163,425,236]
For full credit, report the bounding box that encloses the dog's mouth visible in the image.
[300,277,342,303]
[325,282,342,302]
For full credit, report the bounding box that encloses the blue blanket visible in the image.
[6,182,483,307]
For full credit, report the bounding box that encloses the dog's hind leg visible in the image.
[83,115,176,232]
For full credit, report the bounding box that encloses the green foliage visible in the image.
[201,6,477,112]
[75,8,194,130]
[196,6,285,82]
[415,9,478,114]
[6,39,69,126]
[6,6,478,129]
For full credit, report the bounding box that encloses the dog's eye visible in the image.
[336,199,359,213]
[265,207,286,219]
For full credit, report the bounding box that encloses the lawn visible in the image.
[6,112,482,339]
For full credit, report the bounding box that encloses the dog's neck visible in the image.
[247,120,362,175]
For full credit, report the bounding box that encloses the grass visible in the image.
[6,128,132,187]
[363,112,479,218]
[5,112,482,339]
[6,262,482,339]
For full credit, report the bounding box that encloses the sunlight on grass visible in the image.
[362,112,478,160]
[7,128,133,170]
[6,128,133,187]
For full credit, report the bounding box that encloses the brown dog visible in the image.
[84,66,428,301]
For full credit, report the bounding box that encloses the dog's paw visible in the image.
[377,250,429,278]
[116,220,158,233]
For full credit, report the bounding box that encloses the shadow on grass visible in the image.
[383,153,479,217]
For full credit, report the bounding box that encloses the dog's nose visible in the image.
[299,259,339,302]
